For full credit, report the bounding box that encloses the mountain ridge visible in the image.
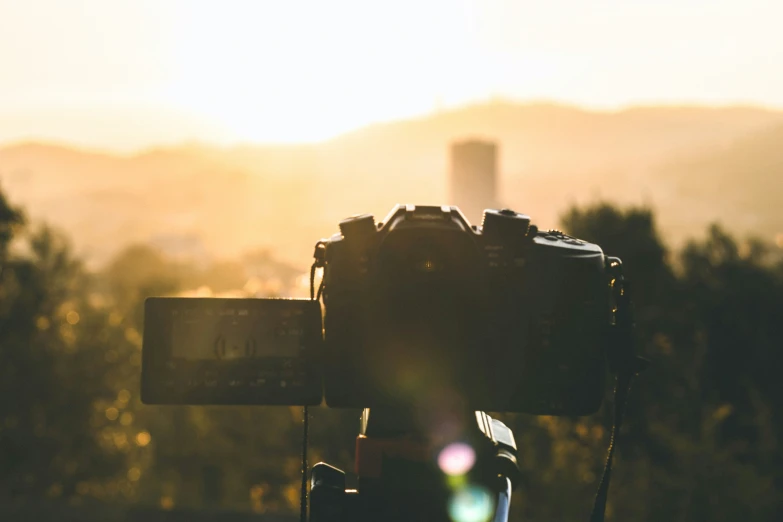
[2,101,782,267]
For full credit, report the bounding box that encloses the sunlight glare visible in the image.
[166,0,475,142]
[438,442,476,476]
[448,485,493,522]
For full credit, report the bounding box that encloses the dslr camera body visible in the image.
[142,204,614,416]
[322,204,608,415]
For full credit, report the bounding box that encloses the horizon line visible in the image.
[2,97,782,157]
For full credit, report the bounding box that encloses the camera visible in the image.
[142,204,613,415]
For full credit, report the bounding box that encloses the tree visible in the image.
[0,184,146,504]
[552,203,782,522]
[0,184,24,261]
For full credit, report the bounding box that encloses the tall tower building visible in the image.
[449,140,498,224]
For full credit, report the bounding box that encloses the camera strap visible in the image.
[589,365,638,522]
[300,242,327,522]
[299,405,309,522]
[590,270,648,522]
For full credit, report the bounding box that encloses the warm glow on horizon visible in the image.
[1,0,782,150]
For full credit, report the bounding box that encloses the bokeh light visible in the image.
[160,496,174,510]
[117,389,131,404]
[438,442,476,476]
[447,474,468,490]
[448,485,493,522]
[135,431,151,447]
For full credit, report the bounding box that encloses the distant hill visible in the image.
[1,101,782,267]
[654,123,783,243]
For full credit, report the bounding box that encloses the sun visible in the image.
[161,0,474,143]
[163,2,358,143]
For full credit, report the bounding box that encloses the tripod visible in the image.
[309,408,520,522]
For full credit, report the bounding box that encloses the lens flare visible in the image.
[448,485,493,522]
[438,442,476,476]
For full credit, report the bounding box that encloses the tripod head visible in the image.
[310,409,519,522]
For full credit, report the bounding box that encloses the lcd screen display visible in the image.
[142,297,322,405]
[170,307,303,360]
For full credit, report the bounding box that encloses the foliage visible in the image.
[0,186,145,504]
[555,203,783,522]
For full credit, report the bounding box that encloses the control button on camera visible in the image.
[482,209,531,240]
[339,214,376,239]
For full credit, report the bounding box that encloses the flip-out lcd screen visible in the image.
[142,298,322,405]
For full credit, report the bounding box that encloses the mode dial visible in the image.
[481,209,531,241]
[339,214,376,239]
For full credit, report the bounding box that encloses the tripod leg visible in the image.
[492,477,513,522]
[310,463,346,522]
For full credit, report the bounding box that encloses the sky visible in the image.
[1,0,782,150]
